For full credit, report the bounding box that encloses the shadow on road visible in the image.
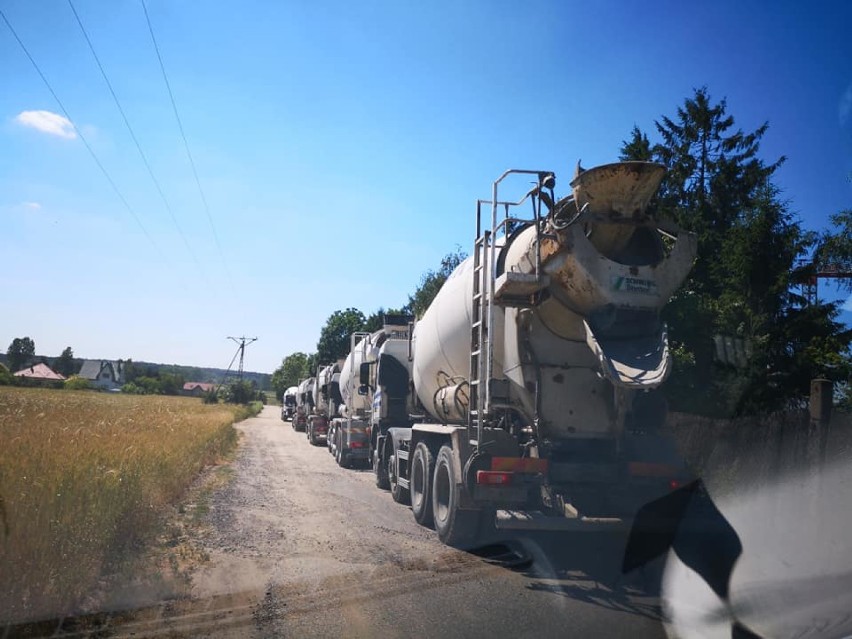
[471,531,664,622]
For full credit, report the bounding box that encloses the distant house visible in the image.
[182,382,216,397]
[78,360,125,390]
[14,362,66,383]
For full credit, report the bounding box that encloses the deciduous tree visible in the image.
[53,347,75,377]
[814,210,852,295]
[271,351,312,400]
[364,307,405,332]
[7,337,35,373]
[316,309,366,364]
[404,247,467,318]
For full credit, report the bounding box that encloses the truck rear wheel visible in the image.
[374,445,390,490]
[389,451,409,504]
[433,445,480,548]
[410,442,434,526]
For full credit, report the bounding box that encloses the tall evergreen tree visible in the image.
[621,88,851,415]
[619,126,653,162]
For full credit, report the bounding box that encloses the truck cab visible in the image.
[360,316,416,493]
[281,386,298,421]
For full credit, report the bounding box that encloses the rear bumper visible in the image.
[342,443,369,459]
[494,509,631,532]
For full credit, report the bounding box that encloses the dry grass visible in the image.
[0,387,251,624]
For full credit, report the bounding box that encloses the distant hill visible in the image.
[0,353,271,390]
[142,361,271,390]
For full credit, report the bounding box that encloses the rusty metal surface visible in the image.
[570,161,666,221]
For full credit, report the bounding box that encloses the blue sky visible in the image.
[1,0,850,374]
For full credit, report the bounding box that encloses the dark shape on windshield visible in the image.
[732,621,763,639]
[622,479,742,600]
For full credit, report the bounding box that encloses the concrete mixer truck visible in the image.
[292,376,314,432]
[306,363,341,446]
[365,161,696,547]
[329,326,409,468]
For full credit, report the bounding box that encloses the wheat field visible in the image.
[0,387,250,624]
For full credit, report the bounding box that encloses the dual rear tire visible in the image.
[335,439,349,468]
[374,444,390,490]
[410,443,434,526]
[411,442,481,548]
[432,445,481,548]
[388,450,409,504]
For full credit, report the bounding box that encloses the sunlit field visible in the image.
[0,387,251,623]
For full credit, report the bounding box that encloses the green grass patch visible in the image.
[0,388,248,623]
[236,400,263,420]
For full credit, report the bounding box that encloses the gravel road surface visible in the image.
[108,406,668,638]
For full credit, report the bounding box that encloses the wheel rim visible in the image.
[434,460,450,524]
[411,453,424,509]
[389,455,397,488]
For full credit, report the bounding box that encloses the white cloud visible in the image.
[22,201,41,211]
[14,110,77,139]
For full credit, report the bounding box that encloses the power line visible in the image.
[0,7,162,256]
[67,0,205,274]
[140,0,234,290]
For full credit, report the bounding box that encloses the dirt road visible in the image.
[108,406,667,638]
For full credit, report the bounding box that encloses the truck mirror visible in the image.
[359,362,370,386]
[358,384,368,396]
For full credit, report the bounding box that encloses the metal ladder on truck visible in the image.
[468,170,555,449]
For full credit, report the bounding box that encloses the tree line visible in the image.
[1,338,78,386]
[0,339,190,395]
[270,248,466,399]
[274,88,851,415]
[0,338,269,403]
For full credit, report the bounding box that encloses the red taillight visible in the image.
[669,479,681,490]
[350,441,365,448]
[491,457,548,473]
[476,470,514,486]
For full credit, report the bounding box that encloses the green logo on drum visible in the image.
[612,275,658,295]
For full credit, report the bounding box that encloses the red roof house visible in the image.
[14,363,66,381]
[182,382,216,396]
